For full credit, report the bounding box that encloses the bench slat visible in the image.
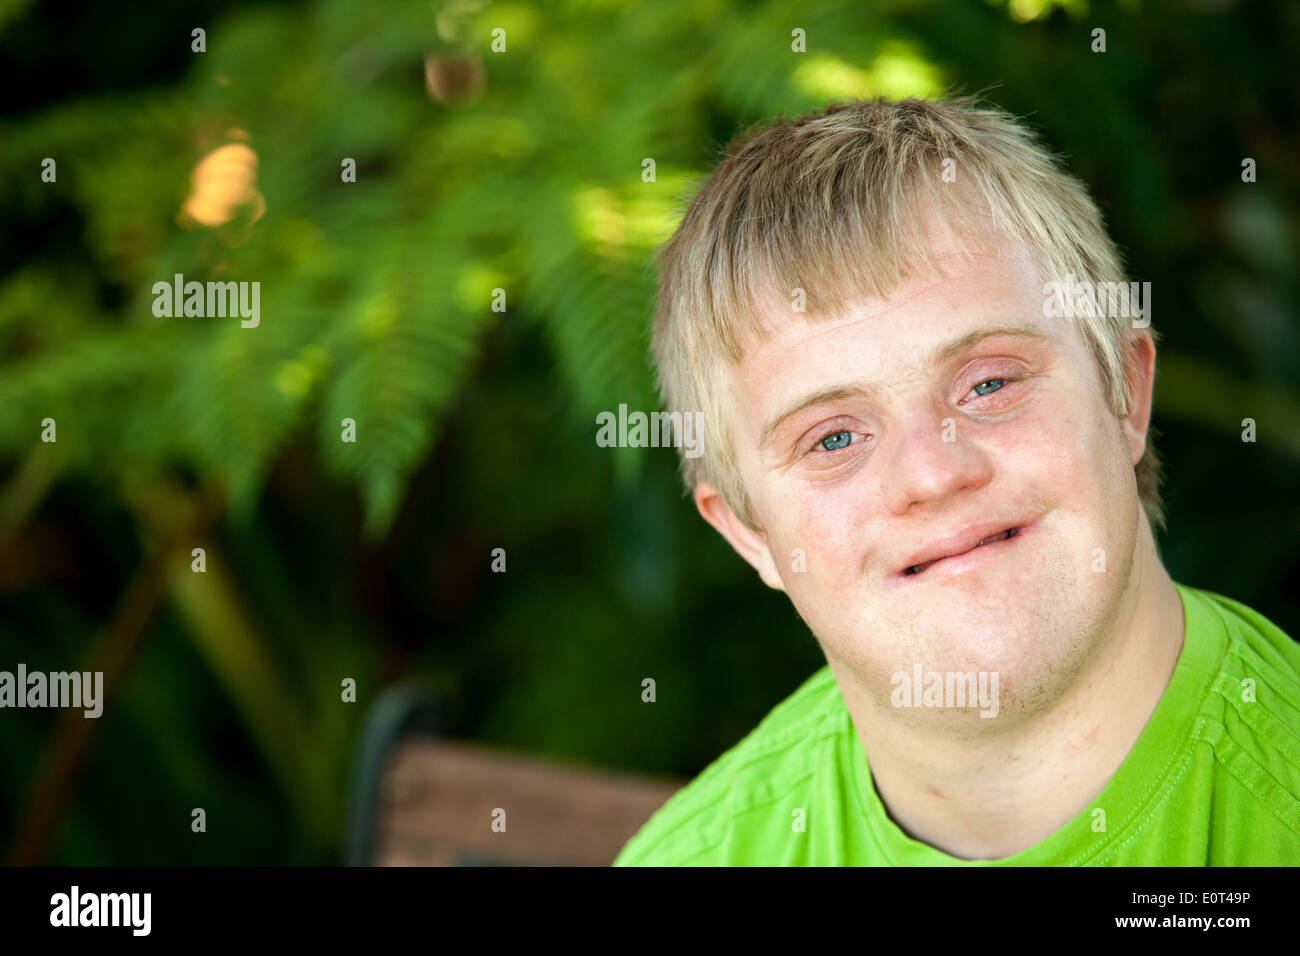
[373,739,682,866]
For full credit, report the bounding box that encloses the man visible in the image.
[614,96,1300,865]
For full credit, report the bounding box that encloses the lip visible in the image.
[886,520,1037,588]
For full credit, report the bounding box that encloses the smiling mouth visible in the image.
[903,526,1021,577]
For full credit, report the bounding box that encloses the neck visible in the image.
[840,516,1186,860]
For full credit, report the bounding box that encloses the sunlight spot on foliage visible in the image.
[793,55,874,99]
[867,42,946,99]
[178,142,266,228]
[275,346,328,398]
[1000,0,1090,23]
[472,2,539,46]
[793,44,944,102]
[360,294,397,338]
[276,361,313,398]
[622,190,681,250]
[572,185,625,260]
[456,263,507,311]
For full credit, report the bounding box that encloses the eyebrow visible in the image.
[756,325,1051,451]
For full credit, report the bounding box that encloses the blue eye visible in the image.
[972,378,1006,397]
[819,430,853,451]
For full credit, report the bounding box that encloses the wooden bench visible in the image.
[346,685,683,866]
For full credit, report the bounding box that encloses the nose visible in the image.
[880,410,994,515]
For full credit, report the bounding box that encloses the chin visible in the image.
[913,614,1042,675]
[871,577,1088,704]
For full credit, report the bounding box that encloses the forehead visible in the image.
[746,221,1056,365]
[724,221,1086,440]
[747,204,1040,341]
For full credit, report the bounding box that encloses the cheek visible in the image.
[788,482,869,563]
[1020,389,1139,574]
[1004,386,1119,504]
[761,483,868,607]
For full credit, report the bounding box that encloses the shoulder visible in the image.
[1179,583,1300,839]
[613,666,843,866]
[1184,583,1300,679]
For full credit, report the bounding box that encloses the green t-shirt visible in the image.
[614,582,1300,865]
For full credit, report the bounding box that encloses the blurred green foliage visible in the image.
[0,0,1297,863]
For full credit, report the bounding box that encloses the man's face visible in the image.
[704,222,1153,726]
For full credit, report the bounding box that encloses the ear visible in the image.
[694,480,786,591]
[1119,330,1157,465]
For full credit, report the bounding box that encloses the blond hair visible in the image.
[651,96,1165,534]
